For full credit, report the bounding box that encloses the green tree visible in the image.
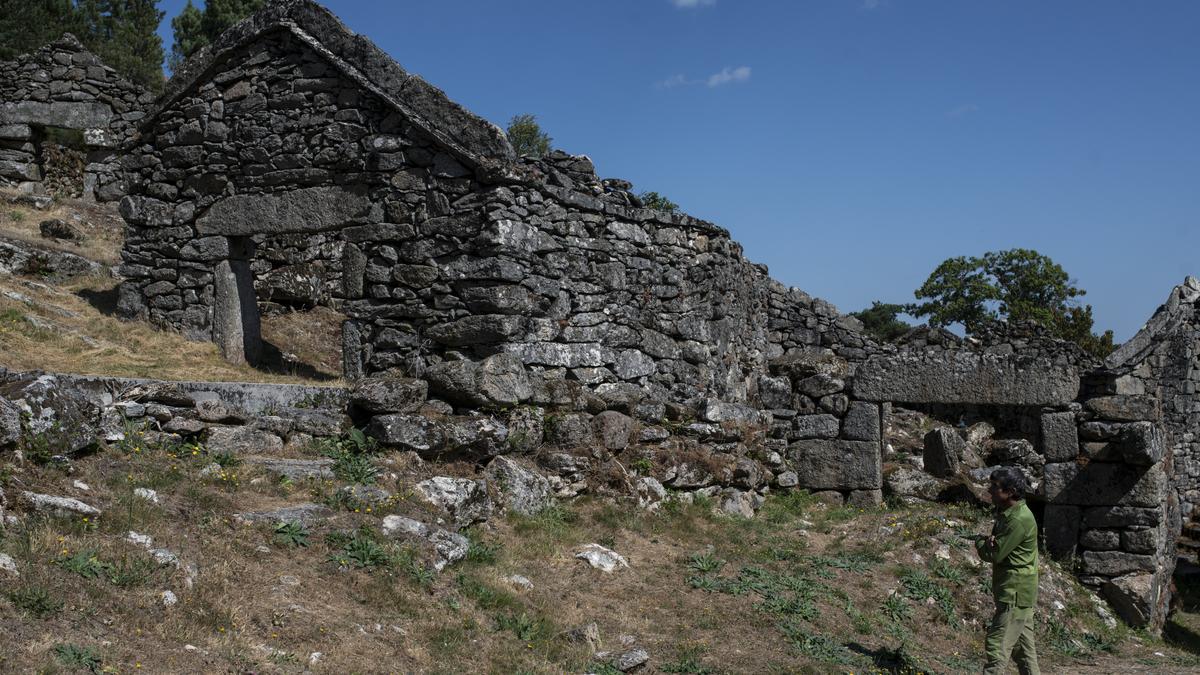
[908,248,1115,357]
[506,114,552,158]
[849,301,912,343]
[0,0,86,61]
[638,191,679,213]
[94,0,165,89]
[169,0,262,70]
[167,0,204,71]
[0,1,164,90]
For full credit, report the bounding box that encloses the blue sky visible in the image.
[156,0,1200,342]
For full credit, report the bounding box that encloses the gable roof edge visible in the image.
[145,0,515,174]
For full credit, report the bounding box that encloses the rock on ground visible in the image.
[484,456,552,516]
[575,544,629,572]
[414,476,493,528]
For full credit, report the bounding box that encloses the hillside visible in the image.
[1,194,1199,673]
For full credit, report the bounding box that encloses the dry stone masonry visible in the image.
[0,0,1194,636]
[0,34,151,201]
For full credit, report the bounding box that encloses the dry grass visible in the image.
[0,274,339,384]
[4,432,1198,674]
[0,189,124,265]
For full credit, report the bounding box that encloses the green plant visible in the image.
[210,450,242,468]
[8,209,24,223]
[687,551,725,575]
[55,549,110,580]
[7,586,62,617]
[661,643,715,674]
[898,567,956,623]
[274,520,310,548]
[931,557,967,584]
[495,610,553,642]
[882,593,912,623]
[464,532,501,565]
[330,451,379,484]
[638,191,680,214]
[327,529,390,570]
[107,555,158,588]
[52,643,102,673]
[506,113,552,158]
[630,457,654,475]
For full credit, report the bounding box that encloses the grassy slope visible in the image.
[2,429,1199,674]
[0,191,342,383]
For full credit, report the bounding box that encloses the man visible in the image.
[976,466,1040,675]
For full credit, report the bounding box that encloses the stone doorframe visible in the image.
[195,185,371,367]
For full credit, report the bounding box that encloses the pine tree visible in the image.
[91,0,165,90]
[168,0,205,72]
[0,0,84,61]
[169,0,263,72]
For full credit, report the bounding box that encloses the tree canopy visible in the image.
[0,0,164,90]
[908,248,1114,357]
[169,0,263,71]
[849,302,912,343]
[506,114,553,158]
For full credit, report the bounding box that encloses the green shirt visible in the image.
[975,500,1039,608]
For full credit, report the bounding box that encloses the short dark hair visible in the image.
[990,466,1028,500]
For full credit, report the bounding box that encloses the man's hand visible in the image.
[987,535,996,549]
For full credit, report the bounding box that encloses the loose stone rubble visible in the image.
[0,0,1196,637]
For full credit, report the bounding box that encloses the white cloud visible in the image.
[861,0,885,9]
[656,74,692,89]
[946,103,980,118]
[671,0,716,8]
[706,66,751,87]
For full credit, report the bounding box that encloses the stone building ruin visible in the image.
[22,0,1184,633]
[0,34,151,201]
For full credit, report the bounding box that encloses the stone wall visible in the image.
[116,0,875,405]
[0,34,151,201]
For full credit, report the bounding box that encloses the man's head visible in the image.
[988,466,1027,508]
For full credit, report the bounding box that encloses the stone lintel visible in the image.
[851,351,1079,405]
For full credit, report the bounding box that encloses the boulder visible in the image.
[39,218,84,242]
[720,490,763,518]
[205,427,283,455]
[380,515,469,571]
[245,457,334,481]
[797,374,844,398]
[922,428,966,478]
[0,397,19,447]
[841,402,880,442]
[367,414,444,455]
[884,466,947,502]
[441,416,509,460]
[233,503,333,526]
[414,476,492,528]
[1084,395,1159,422]
[545,412,596,447]
[426,353,531,407]
[505,406,544,453]
[485,456,552,516]
[1040,412,1079,462]
[788,439,881,490]
[22,491,100,517]
[791,414,840,440]
[349,377,427,414]
[635,476,667,510]
[575,544,629,572]
[592,411,634,450]
[1102,573,1158,628]
[987,438,1044,469]
[1,374,103,456]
